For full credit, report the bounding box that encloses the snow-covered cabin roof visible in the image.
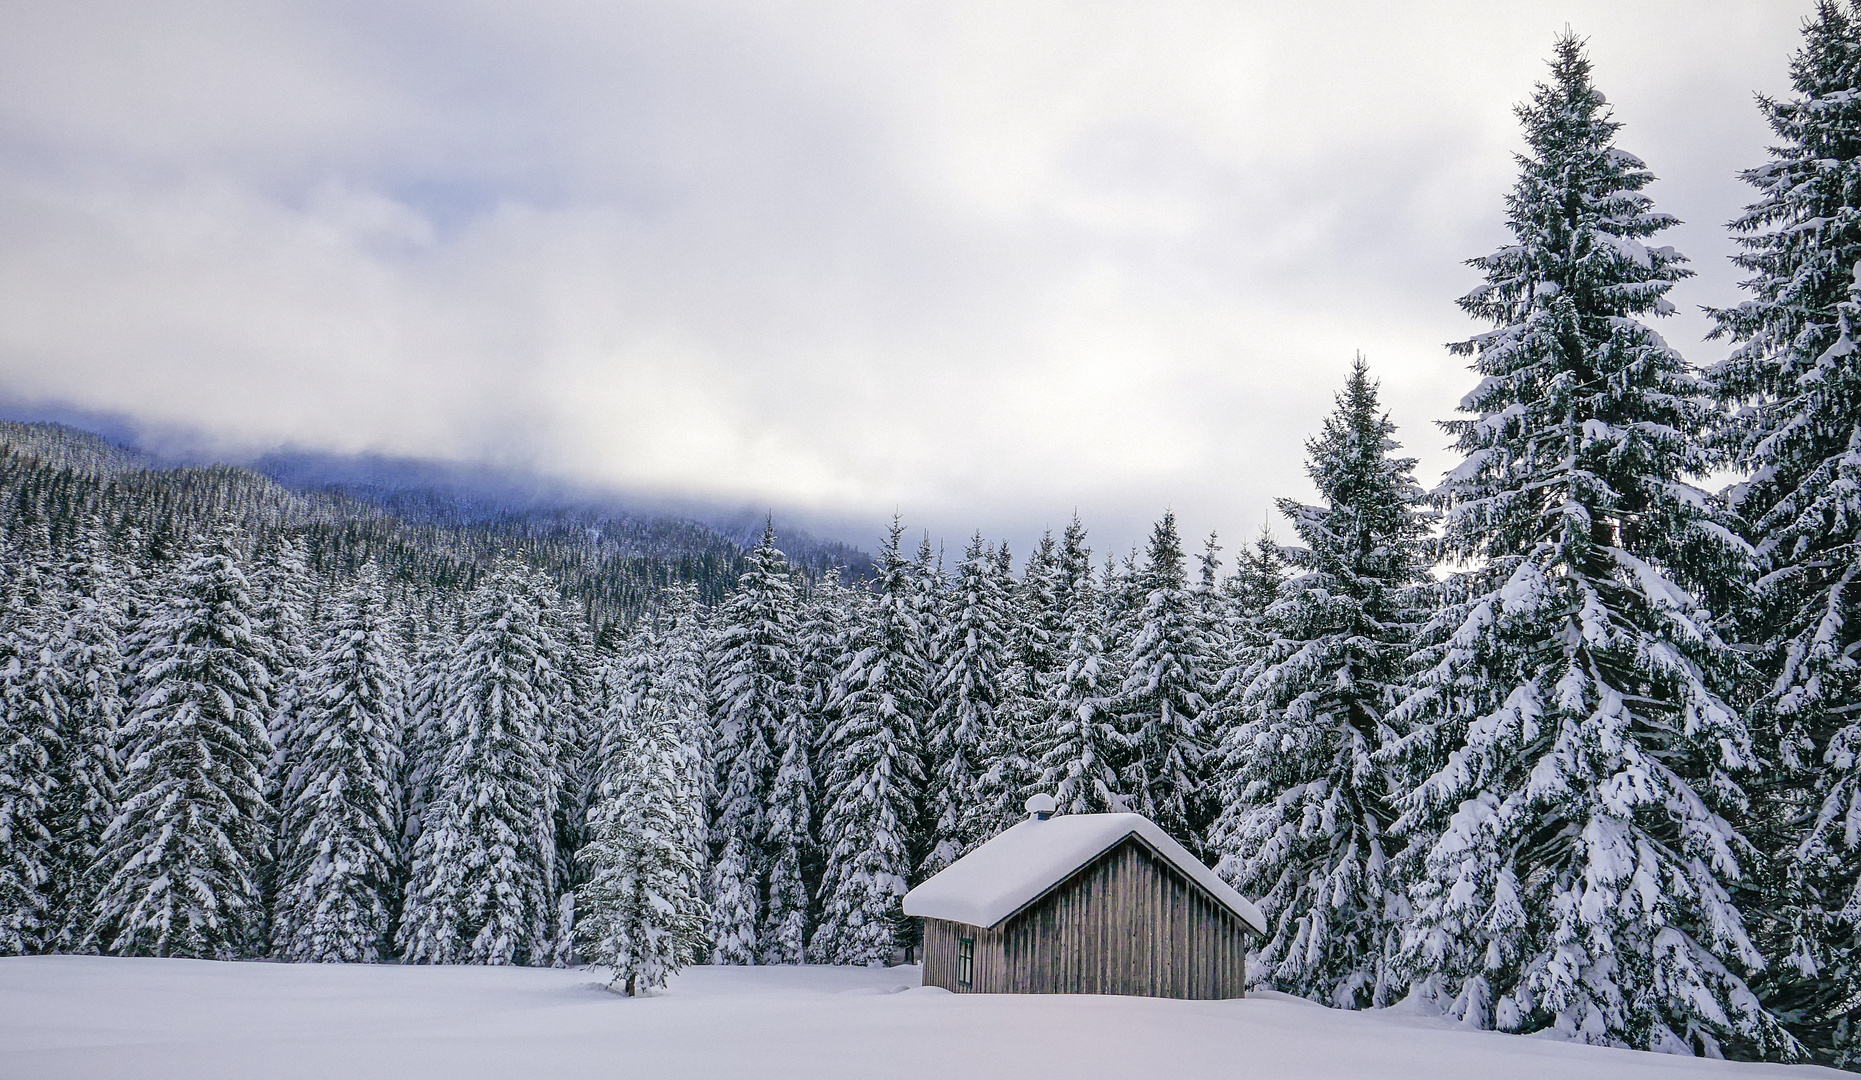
[902,812,1267,934]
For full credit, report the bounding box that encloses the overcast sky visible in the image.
[0,1,1810,559]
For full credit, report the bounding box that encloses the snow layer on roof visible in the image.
[902,812,1266,933]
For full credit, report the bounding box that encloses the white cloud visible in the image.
[0,0,1808,555]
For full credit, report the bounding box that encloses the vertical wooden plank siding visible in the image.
[918,836,1253,999]
[922,917,1012,994]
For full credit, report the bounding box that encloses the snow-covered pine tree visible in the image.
[1118,512,1212,851]
[273,563,405,962]
[979,541,1036,836]
[1203,526,1292,772]
[812,520,928,965]
[1384,36,1794,1057]
[1194,531,1231,663]
[1029,519,1130,815]
[399,607,458,862]
[250,535,315,947]
[1098,548,1141,660]
[1209,357,1431,1009]
[253,535,315,778]
[576,689,708,996]
[592,580,714,955]
[0,542,60,955]
[44,526,127,950]
[91,531,277,959]
[651,582,716,900]
[595,619,656,784]
[923,533,1014,875]
[794,569,856,914]
[704,523,802,965]
[1015,530,1063,697]
[1051,519,1096,654]
[759,576,816,963]
[399,560,562,966]
[763,678,815,965]
[912,535,949,743]
[526,570,598,966]
[1222,525,1291,669]
[796,571,855,739]
[1704,3,1861,1059]
[1190,531,1239,779]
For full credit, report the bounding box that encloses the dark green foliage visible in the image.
[92,533,277,959]
[1119,513,1213,851]
[1706,3,1861,1063]
[1387,36,1790,1057]
[1211,357,1431,1009]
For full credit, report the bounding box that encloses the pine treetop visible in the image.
[1440,33,1735,608]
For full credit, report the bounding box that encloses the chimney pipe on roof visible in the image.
[1024,793,1057,821]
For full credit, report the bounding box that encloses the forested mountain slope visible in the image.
[0,419,858,632]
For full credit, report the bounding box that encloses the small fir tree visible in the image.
[577,682,709,996]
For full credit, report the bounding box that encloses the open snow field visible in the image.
[0,956,1843,1080]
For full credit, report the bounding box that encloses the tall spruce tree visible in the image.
[1028,519,1129,814]
[1385,36,1794,1057]
[923,533,1014,874]
[1015,531,1064,697]
[527,571,598,966]
[979,542,1036,835]
[44,527,126,950]
[399,561,562,966]
[399,607,458,863]
[0,546,59,955]
[1705,3,1861,1060]
[254,536,315,777]
[812,520,928,965]
[1119,512,1212,851]
[273,563,405,962]
[705,524,802,964]
[1210,358,1431,1009]
[760,573,816,965]
[648,583,716,903]
[794,569,855,914]
[92,532,276,959]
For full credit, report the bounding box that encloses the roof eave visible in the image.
[976,829,1264,935]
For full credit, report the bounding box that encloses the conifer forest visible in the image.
[14,10,1861,1073]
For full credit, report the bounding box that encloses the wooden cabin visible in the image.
[902,798,1265,999]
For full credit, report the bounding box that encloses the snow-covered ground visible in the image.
[0,956,1841,1080]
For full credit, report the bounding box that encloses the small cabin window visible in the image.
[957,937,975,988]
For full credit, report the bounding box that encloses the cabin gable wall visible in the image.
[918,837,1250,999]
